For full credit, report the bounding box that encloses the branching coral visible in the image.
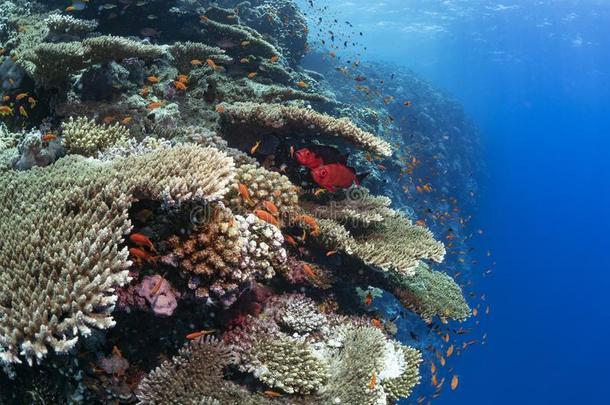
[391,263,471,322]
[302,187,394,229]
[136,336,261,405]
[167,206,286,304]
[0,156,131,366]
[242,334,329,394]
[382,345,423,402]
[266,293,328,333]
[44,14,98,35]
[22,36,166,86]
[320,325,421,405]
[62,116,129,156]
[83,35,166,64]
[315,211,446,277]
[0,145,235,365]
[218,101,393,156]
[200,16,279,58]
[226,163,299,216]
[169,41,232,71]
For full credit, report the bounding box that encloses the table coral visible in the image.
[218,101,393,156]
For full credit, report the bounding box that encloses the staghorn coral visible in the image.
[0,145,235,365]
[382,345,423,402]
[315,211,446,277]
[226,163,299,216]
[168,41,232,71]
[136,336,265,405]
[218,101,393,156]
[391,262,471,322]
[168,206,286,304]
[242,333,329,394]
[61,116,129,156]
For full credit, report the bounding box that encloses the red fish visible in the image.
[311,163,366,192]
[295,145,348,169]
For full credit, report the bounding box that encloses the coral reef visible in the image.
[0,1,478,403]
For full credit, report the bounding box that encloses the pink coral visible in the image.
[136,275,179,317]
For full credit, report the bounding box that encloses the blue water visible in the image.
[303,1,610,403]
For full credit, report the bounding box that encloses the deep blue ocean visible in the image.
[302,1,610,403]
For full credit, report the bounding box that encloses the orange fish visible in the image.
[66,5,75,11]
[186,330,214,340]
[41,133,57,142]
[121,116,133,125]
[215,104,226,113]
[247,72,257,79]
[177,74,188,83]
[147,75,160,84]
[146,102,164,110]
[430,362,436,374]
[314,188,326,197]
[0,106,13,115]
[238,183,251,202]
[364,292,373,306]
[240,57,250,64]
[129,247,158,264]
[446,344,454,357]
[250,140,261,154]
[129,233,156,253]
[18,106,27,117]
[302,263,317,279]
[289,145,295,158]
[262,201,279,215]
[206,59,218,70]
[102,116,116,125]
[174,81,187,91]
[369,371,377,390]
[269,55,279,63]
[299,215,318,230]
[296,80,308,88]
[432,374,438,387]
[263,391,282,398]
[371,319,382,329]
[15,92,28,100]
[191,59,203,66]
[326,250,337,256]
[139,86,150,97]
[415,219,426,226]
[1,96,9,102]
[254,210,279,227]
[28,97,37,107]
[284,234,298,247]
[451,375,459,390]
